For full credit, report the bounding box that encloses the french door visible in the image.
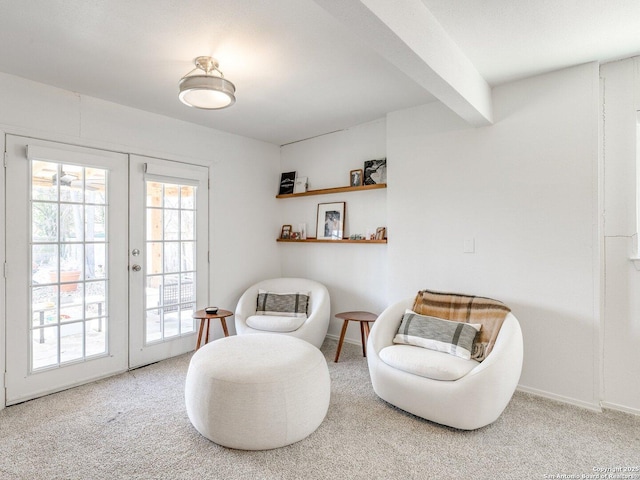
[5,136,129,404]
[4,138,209,404]
[128,155,209,368]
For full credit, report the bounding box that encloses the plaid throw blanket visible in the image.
[412,289,511,362]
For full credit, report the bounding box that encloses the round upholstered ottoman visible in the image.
[185,333,330,450]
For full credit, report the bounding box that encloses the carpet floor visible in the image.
[1,339,638,480]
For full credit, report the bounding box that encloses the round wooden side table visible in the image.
[192,309,233,350]
[334,311,378,363]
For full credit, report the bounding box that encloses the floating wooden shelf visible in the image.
[277,237,387,244]
[276,183,386,198]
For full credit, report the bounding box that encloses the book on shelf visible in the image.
[278,171,296,195]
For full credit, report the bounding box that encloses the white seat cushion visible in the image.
[379,344,479,381]
[246,314,306,332]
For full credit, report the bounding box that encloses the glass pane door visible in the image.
[31,161,109,370]
[144,181,197,343]
[5,136,128,405]
[129,155,209,368]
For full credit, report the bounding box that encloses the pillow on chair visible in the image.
[412,289,510,361]
[393,310,481,360]
[256,290,310,318]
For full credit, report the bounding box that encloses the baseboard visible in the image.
[516,385,602,413]
[325,333,361,346]
[327,338,639,417]
[600,401,640,416]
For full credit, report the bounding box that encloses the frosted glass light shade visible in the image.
[178,75,236,110]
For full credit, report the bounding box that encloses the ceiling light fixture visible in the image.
[178,56,236,110]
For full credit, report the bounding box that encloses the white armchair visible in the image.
[367,297,523,430]
[235,278,330,349]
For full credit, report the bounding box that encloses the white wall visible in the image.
[387,63,601,409]
[277,65,609,410]
[4,57,638,414]
[0,72,281,408]
[279,120,389,342]
[600,57,640,414]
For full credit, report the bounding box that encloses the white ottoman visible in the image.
[185,333,331,450]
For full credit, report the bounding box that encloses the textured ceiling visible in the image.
[0,0,638,145]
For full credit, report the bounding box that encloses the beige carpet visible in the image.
[1,339,638,480]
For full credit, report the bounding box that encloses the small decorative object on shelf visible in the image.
[298,223,307,239]
[364,158,387,185]
[278,171,296,195]
[375,227,386,240]
[349,234,365,240]
[349,169,363,187]
[316,202,345,240]
[293,176,308,194]
[280,224,292,239]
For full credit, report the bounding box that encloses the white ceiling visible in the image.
[0,0,638,146]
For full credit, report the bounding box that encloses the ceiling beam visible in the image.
[314,0,493,126]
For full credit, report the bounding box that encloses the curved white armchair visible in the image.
[235,278,330,349]
[367,298,523,430]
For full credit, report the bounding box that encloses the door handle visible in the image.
[131,264,142,272]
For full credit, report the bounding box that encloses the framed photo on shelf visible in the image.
[349,169,363,187]
[375,227,386,240]
[293,176,308,194]
[316,202,345,240]
[280,224,292,239]
[363,158,387,185]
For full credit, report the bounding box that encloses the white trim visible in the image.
[0,123,214,169]
[596,72,606,420]
[329,328,612,415]
[516,385,602,413]
[4,135,130,404]
[600,401,640,416]
[144,160,208,184]
[5,368,127,407]
[629,255,640,270]
[0,131,5,411]
[0,111,217,406]
[128,154,210,368]
[325,333,361,346]
[636,111,640,255]
[144,173,201,188]
[27,144,120,166]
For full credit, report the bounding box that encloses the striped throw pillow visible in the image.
[256,290,310,318]
[393,310,481,360]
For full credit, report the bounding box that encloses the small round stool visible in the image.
[185,334,330,450]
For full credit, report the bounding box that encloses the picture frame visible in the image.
[316,202,346,240]
[349,169,363,187]
[280,224,292,239]
[363,158,387,185]
[293,176,308,194]
[375,227,386,240]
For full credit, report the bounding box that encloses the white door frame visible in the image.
[4,135,129,405]
[128,154,209,368]
[1,130,212,407]
[1,132,6,411]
